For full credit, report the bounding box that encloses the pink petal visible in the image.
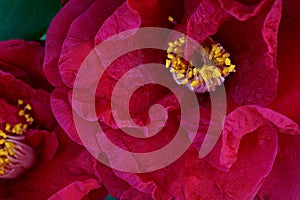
[48,179,102,200]
[44,0,95,87]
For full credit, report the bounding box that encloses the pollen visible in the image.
[164,36,236,93]
[168,16,178,24]
[0,100,36,179]
[25,104,32,111]
[17,99,23,106]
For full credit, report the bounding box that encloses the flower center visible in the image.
[0,100,36,179]
[165,22,236,93]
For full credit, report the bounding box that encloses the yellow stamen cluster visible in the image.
[208,43,236,76]
[0,100,34,175]
[165,36,236,93]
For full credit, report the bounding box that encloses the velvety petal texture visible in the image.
[43,0,300,199]
[0,40,106,199]
[256,0,300,198]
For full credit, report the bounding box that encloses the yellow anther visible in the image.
[12,123,23,135]
[25,104,32,111]
[18,110,25,116]
[212,69,222,79]
[190,80,201,87]
[168,42,174,48]
[26,117,34,124]
[193,68,197,76]
[177,73,185,79]
[170,68,175,73]
[229,64,235,71]
[0,130,7,139]
[211,44,218,52]
[199,65,215,82]
[222,53,230,58]
[222,64,236,75]
[209,52,214,60]
[167,54,174,59]
[177,69,186,74]
[225,58,231,65]
[0,149,8,156]
[0,170,5,175]
[216,57,225,62]
[188,70,193,78]
[5,142,15,156]
[179,37,185,44]
[0,139,5,145]
[167,47,173,53]
[168,16,175,22]
[174,48,182,54]
[24,114,30,119]
[23,124,28,130]
[18,99,24,105]
[5,124,11,132]
[215,48,221,55]
[181,79,188,85]
[166,59,171,68]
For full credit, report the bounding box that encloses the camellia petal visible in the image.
[0,39,106,199]
[214,0,281,106]
[44,0,95,87]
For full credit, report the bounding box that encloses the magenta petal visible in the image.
[256,134,300,199]
[94,2,141,45]
[48,179,101,200]
[216,0,281,106]
[270,0,300,125]
[51,87,82,144]
[221,105,300,169]
[127,125,278,200]
[58,0,125,88]
[187,0,230,42]
[219,0,273,21]
[44,0,95,87]
[94,163,153,200]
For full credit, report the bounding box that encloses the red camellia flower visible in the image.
[0,40,108,199]
[44,0,300,199]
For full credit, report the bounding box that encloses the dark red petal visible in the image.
[219,0,273,21]
[128,0,184,27]
[122,123,278,199]
[94,163,153,199]
[256,0,300,198]
[0,127,101,199]
[58,0,125,88]
[48,179,101,200]
[0,70,55,129]
[26,129,59,162]
[256,134,300,199]
[221,105,299,169]
[187,0,230,42]
[51,87,82,144]
[216,0,281,106]
[44,0,95,87]
[0,40,51,91]
[270,0,300,125]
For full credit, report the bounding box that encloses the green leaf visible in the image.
[106,194,117,200]
[0,0,61,40]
